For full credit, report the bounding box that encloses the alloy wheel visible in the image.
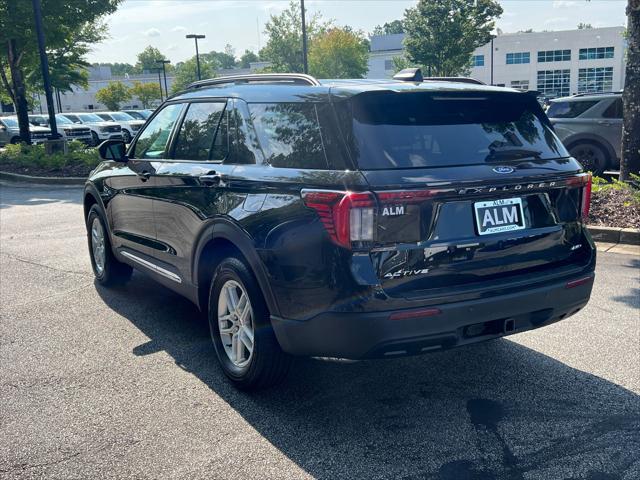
[91,217,106,275]
[217,280,254,368]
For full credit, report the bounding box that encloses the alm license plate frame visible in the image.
[474,197,526,236]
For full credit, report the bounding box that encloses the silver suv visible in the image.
[0,116,51,145]
[547,92,622,175]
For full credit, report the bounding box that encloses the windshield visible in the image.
[63,114,81,123]
[125,110,146,120]
[56,115,73,125]
[335,91,567,169]
[1,117,18,128]
[111,112,134,121]
[78,113,104,123]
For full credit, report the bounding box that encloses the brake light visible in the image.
[301,190,375,248]
[567,173,592,221]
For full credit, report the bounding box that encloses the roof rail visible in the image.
[571,90,622,97]
[423,76,485,85]
[188,73,320,89]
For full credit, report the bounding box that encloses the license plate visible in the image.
[474,198,525,235]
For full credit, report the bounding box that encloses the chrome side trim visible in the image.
[120,251,182,284]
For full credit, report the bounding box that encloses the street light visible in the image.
[186,34,206,80]
[156,59,170,97]
[301,0,308,74]
[155,68,164,103]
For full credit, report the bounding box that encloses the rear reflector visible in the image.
[389,308,442,321]
[565,276,593,289]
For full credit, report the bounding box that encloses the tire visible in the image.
[91,131,100,147]
[208,256,291,390]
[86,205,132,286]
[122,129,131,143]
[569,141,609,175]
[10,137,20,144]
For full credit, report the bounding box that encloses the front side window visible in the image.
[546,100,599,118]
[133,103,183,159]
[173,102,226,161]
[250,103,329,169]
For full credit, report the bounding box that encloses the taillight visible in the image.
[567,173,592,221]
[301,190,375,248]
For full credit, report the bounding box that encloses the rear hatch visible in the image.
[331,89,593,298]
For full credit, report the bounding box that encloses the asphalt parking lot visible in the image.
[0,183,638,480]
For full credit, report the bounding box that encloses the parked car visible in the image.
[0,116,51,145]
[95,112,144,143]
[28,114,93,144]
[122,109,153,121]
[547,92,623,175]
[59,113,123,146]
[84,72,596,390]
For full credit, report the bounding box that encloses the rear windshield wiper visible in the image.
[485,147,543,162]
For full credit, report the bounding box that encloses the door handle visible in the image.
[597,121,612,126]
[199,173,224,186]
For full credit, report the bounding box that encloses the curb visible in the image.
[0,170,86,186]
[587,225,640,246]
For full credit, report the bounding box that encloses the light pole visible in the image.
[301,0,308,74]
[32,0,60,139]
[157,59,170,97]
[156,68,164,103]
[186,34,206,80]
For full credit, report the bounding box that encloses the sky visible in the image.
[87,0,628,65]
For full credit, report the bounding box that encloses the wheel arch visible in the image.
[193,220,280,317]
[564,134,617,169]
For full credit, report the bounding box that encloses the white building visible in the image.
[368,26,627,97]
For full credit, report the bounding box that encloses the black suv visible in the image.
[85,72,596,390]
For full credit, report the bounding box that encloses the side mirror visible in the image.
[98,139,128,162]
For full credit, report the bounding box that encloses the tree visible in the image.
[170,56,217,94]
[94,62,136,76]
[372,19,405,36]
[259,0,331,73]
[239,50,259,68]
[95,81,131,110]
[402,0,503,77]
[309,28,369,79]
[135,46,172,73]
[130,81,161,108]
[203,49,236,70]
[621,0,640,179]
[0,0,120,143]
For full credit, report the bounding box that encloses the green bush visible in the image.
[592,174,640,206]
[0,140,101,170]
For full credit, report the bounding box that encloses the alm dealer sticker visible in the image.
[474,197,526,235]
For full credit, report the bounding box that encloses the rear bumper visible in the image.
[271,271,594,359]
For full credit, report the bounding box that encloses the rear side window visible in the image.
[249,103,330,169]
[546,100,599,118]
[602,98,623,119]
[133,103,183,159]
[335,92,567,170]
[173,102,226,161]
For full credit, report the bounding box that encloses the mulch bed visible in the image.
[0,161,92,178]
[588,188,640,230]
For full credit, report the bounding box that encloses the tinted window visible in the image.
[97,114,112,121]
[250,103,329,169]
[173,102,226,161]
[335,92,567,170]
[133,103,182,159]
[546,100,599,118]
[78,113,104,123]
[63,114,81,123]
[602,98,623,119]
[111,112,134,121]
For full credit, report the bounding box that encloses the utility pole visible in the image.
[32,0,60,139]
[156,68,164,103]
[490,37,495,86]
[157,59,170,97]
[301,0,308,74]
[186,34,206,80]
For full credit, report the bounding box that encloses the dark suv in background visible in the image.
[85,71,596,390]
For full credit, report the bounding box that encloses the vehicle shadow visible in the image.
[0,184,82,209]
[97,273,640,480]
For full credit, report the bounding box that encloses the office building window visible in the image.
[471,55,484,67]
[579,47,614,60]
[537,70,571,97]
[578,67,614,93]
[537,50,571,62]
[510,80,529,91]
[384,59,394,71]
[506,52,530,64]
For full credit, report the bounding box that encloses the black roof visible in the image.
[169,74,524,104]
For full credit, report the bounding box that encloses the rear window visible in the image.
[547,100,599,119]
[335,92,567,170]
